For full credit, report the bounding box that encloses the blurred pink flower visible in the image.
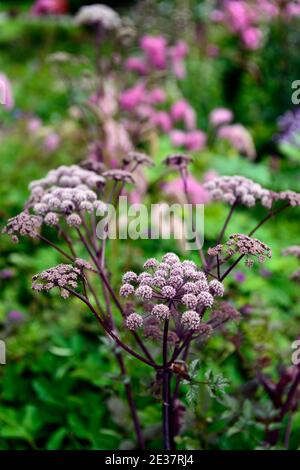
[147,88,166,105]
[31,0,68,15]
[203,170,218,182]
[209,108,233,126]
[171,60,186,79]
[140,35,167,70]
[170,130,187,147]
[286,3,300,17]
[27,117,42,134]
[125,57,148,75]
[135,104,154,119]
[184,130,206,151]
[152,111,172,133]
[170,129,206,151]
[210,10,225,22]
[43,132,60,152]
[260,0,279,17]
[120,84,146,111]
[169,41,188,79]
[129,190,142,204]
[163,176,210,204]
[225,1,250,31]
[218,124,256,159]
[242,27,263,49]
[90,84,119,118]
[0,73,14,110]
[104,119,132,159]
[170,41,188,59]
[171,99,196,130]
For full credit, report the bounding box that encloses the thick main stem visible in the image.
[162,319,171,450]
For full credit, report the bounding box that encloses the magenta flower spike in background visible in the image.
[140,35,167,70]
[171,99,196,130]
[152,111,172,133]
[242,27,263,50]
[120,84,146,111]
[0,73,14,110]
[184,130,207,151]
[163,175,210,204]
[31,0,68,16]
[125,57,148,75]
[169,41,189,79]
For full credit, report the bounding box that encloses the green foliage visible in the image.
[1,1,300,451]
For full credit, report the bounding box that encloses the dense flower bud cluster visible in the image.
[126,313,144,330]
[2,212,42,243]
[27,165,106,225]
[32,264,82,298]
[208,234,272,268]
[74,258,94,271]
[279,190,300,207]
[120,252,224,332]
[204,175,274,208]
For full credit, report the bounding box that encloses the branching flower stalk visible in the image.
[3,155,300,449]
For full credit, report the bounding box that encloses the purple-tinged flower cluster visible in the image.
[74,258,94,271]
[2,212,42,243]
[32,264,83,299]
[126,313,144,330]
[27,165,106,225]
[279,190,300,207]
[29,165,105,193]
[120,253,224,332]
[208,234,272,268]
[204,175,274,208]
[282,246,300,259]
[75,4,121,30]
[121,36,207,152]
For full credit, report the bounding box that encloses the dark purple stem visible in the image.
[162,319,171,450]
